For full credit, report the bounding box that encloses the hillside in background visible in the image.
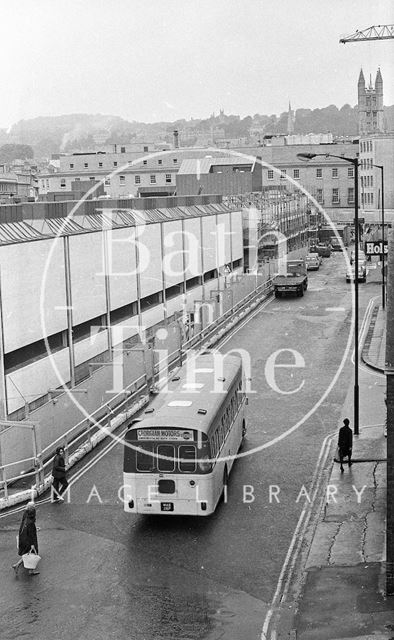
[1,105,394,159]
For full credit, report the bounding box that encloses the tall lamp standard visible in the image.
[297,152,360,436]
[373,164,385,310]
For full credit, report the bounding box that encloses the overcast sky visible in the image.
[1,0,393,129]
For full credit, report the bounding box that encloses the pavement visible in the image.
[292,301,394,640]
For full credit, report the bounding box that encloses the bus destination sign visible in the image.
[137,428,194,441]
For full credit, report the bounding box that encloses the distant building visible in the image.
[359,132,394,211]
[358,68,384,135]
[176,157,263,196]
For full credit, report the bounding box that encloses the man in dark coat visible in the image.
[338,418,353,472]
[52,446,69,502]
[12,503,40,575]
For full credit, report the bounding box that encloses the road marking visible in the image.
[261,431,336,639]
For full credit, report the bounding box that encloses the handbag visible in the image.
[22,549,41,569]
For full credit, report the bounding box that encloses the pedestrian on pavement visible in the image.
[338,418,353,472]
[51,446,69,502]
[12,502,40,576]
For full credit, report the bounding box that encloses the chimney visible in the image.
[173,130,179,149]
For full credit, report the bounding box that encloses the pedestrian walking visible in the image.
[12,502,40,576]
[338,417,353,472]
[52,446,69,502]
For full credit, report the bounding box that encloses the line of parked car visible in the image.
[306,243,368,283]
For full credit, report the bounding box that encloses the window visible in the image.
[136,444,154,472]
[4,331,67,374]
[316,168,322,178]
[99,162,103,168]
[347,187,354,204]
[84,163,88,168]
[113,161,118,167]
[157,445,175,472]
[89,177,95,181]
[165,283,183,300]
[332,168,338,178]
[267,170,274,180]
[280,169,286,179]
[371,193,374,204]
[60,179,66,188]
[143,146,148,152]
[69,163,74,169]
[203,268,218,282]
[73,315,105,343]
[143,160,147,165]
[370,176,373,187]
[119,175,125,184]
[140,291,162,311]
[293,169,300,179]
[316,189,323,203]
[135,175,141,184]
[158,159,162,165]
[150,174,156,184]
[173,158,178,164]
[179,445,196,472]
[186,276,201,291]
[348,167,354,178]
[332,188,339,204]
[104,178,110,186]
[121,146,125,153]
[165,174,172,183]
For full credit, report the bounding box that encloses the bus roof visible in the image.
[129,352,243,435]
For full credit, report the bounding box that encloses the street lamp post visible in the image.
[373,164,385,309]
[297,152,360,435]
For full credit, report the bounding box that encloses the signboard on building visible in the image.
[364,241,388,257]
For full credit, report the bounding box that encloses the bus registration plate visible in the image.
[161,502,174,512]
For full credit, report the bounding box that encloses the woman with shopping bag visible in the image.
[12,502,41,576]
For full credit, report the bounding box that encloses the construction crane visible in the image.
[340,24,394,43]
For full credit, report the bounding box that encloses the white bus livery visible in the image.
[123,352,247,515]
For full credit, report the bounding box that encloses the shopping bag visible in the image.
[22,550,41,569]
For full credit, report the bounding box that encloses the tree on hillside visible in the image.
[0,144,34,163]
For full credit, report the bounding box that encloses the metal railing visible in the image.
[0,273,274,506]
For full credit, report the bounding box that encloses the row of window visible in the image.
[266,167,354,180]
[360,140,373,153]
[3,263,242,374]
[315,187,354,205]
[209,379,243,459]
[69,158,179,170]
[362,192,374,205]
[58,174,174,188]
[360,158,374,170]
[361,176,373,188]
[136,443,198,473]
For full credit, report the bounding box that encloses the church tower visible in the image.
[358,68,384,135]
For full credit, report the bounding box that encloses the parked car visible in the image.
[305,252,321,270]
[346,262,367,283]
[310,244,331,258]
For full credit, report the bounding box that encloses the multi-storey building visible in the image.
[359,132,394,211]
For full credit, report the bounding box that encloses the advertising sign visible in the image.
[364,241,388,257]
